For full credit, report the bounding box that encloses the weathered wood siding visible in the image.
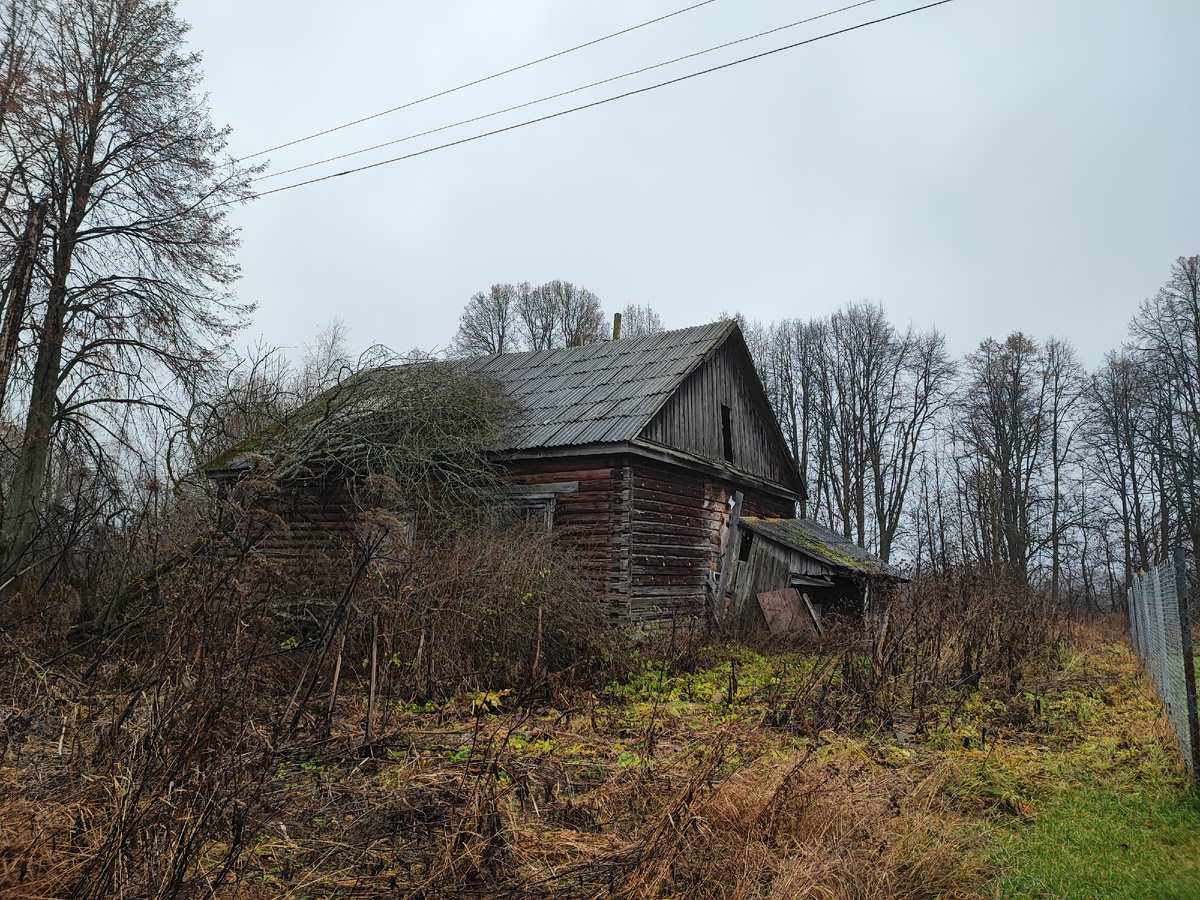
[212,449,798,630]
[625,460,795,628]
[738,487,795,520]
[502,457,626,623]
[729,539,791,633]
[211,476,362,562]
[628,463,724,626]
[639,341,796,488]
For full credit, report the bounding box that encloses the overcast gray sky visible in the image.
[178,0,1200,368]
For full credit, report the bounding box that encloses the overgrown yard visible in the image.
[2,615,1195,899]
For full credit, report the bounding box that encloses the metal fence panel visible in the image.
[1127,548,1200,774]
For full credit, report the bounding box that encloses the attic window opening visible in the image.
[721,405,734,464]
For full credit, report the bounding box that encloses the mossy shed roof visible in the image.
[740,517,907,580]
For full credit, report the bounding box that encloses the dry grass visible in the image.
[0,669,987,899]
[1,581,1178,899]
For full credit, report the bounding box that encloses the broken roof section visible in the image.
[204,324,735,472]
[454,321,737,452]
[740,517,907,580]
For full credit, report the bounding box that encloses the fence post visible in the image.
[1128,584,1139,658]
[1172,548,1200,774]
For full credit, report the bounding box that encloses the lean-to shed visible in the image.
[726,516,906,635]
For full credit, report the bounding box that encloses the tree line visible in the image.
[731,255,1200,613]
[451,280,663,355]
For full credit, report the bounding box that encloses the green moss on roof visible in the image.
[740,517,905,579]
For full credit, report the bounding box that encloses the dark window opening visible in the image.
[496,497,556,533]
[721,405,734,464]
[739,530,754,562]
[516,498,555,532]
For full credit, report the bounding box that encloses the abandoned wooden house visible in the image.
[452,321,802,627]
[206,320,901,632]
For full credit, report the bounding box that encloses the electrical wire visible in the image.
[254,0,883,184]
[240,0,722,161]
[247,0,959,203]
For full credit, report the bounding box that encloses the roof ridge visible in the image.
[455,319,736,368]
[626,319,737,441]
[448,320,741,453]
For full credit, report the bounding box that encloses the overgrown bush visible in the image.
[755,570,1066,738]
[0,492,629,897]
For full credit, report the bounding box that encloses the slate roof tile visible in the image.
[454,321,735,452]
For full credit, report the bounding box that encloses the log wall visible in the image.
[626,459,795,629]
[214,452,796,630]
[502,457,626,623]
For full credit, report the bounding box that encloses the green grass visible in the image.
[975,641,1200,899]
[990,784,1200,899]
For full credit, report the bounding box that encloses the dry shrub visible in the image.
[502,735,984,900]
[0,495,629,899]
[0,541,284,899]
[372,524,630,701]
[758,572,1066,742]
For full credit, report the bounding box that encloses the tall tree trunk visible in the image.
[0,199,48,412]
[1,273,67,576]
[1,175,89,579]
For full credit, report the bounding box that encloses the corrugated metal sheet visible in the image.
[454,322,736,452]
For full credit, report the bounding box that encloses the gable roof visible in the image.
[206,322,804,498]
[740,517,907,580]
[454,321,738,452]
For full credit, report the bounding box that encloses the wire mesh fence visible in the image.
[1127,548,1200,775]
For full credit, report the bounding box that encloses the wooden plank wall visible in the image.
[503,458,625,623]
[640,342,795,489]
[728,539,791,634]
[629,461,725,627]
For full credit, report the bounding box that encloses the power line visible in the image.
[240,0,722,161]
[255,0,883,185]
[249,0,960,203]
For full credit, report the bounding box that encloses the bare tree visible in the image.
[1043,338,1085,601]
[1129,255,1200,561]
[546,280,605,347]
[0,1,45,407]
[480,279,606,351]
[450,284,516,356]
[0,0,253,589]
[750,317,826,519]
[297,318,352,402]
[870,326,954,562]
[740,305,951,561]
[515,281,556,351]
[959,333,1049,582]
[621,302,664,337]
[0,0,39,209]
[1087,352,1155,589]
